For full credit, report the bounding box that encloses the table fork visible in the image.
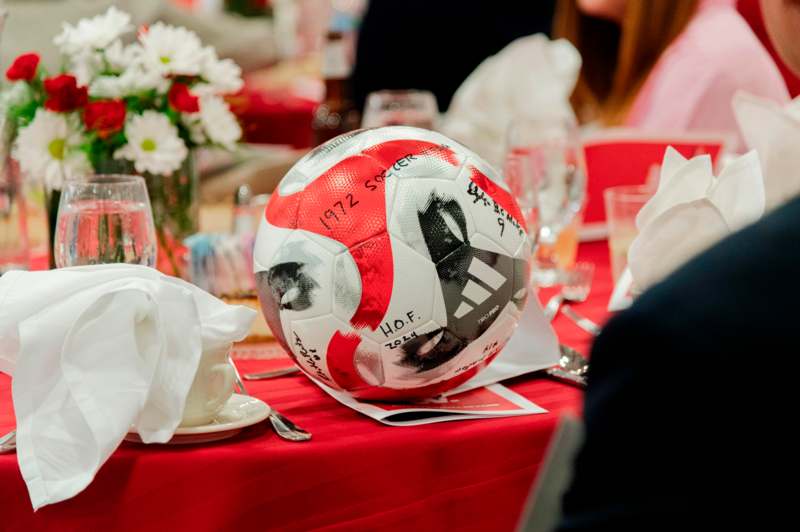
[228,356,311,442]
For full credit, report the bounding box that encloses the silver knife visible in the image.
[244,366,302,380]
[561,305,602,336]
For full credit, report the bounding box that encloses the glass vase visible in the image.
[1,157,30,273]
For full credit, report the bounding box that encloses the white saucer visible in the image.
[124,393,271,445]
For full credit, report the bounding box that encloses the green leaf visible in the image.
[11,99,41,128]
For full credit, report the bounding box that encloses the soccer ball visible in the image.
[254,127,531,401]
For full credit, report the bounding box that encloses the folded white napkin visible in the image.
[733,92,800,210]
[0,264,255,510]
[441,34,580,168]
[627,147,765,292]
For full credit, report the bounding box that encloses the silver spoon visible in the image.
[228,356,311,442]
[544,345,589,388]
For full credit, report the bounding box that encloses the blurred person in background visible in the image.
[554,1,800,530]
[351,0,557,113]
[556,0,788,147]
[0,0,278,74]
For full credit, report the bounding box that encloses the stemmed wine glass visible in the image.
[361,89,440,129]
[504,117,586,286]
[54,175,157,268]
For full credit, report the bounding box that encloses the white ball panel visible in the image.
[354,336,384,386]
[252,216,295,273]
[284,314,344,386]
[387,177,475,262]
[268,231,335,321]
[359,236,437,344]
[456,166,527,256]
[332,250,362,324]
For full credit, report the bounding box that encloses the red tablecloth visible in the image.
[0,242,613,532]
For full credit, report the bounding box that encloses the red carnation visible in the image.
[6,53,40,81]
[168,83,200,113]
[84,100,127,138]
[43,74,88,112]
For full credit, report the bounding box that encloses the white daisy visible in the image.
[180,113,207,145]
[89,41,171,98]
[13,109,91,190]
[138,22,205,77]
[197,95,241,150]
[90,66,168,99]
[68,50,104,87]
[53,7,133,58]
[115,111,188,175]
[105,40,142,72]
[197,47,244,96]
[74,40,144,89]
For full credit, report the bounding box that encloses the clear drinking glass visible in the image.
[505,117,586,286]
[54,175,157,268]
[362,89,440,129]
[604,185,654,283]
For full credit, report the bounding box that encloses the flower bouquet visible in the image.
[0,7,244,275]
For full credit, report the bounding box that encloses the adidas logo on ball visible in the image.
[453,256,508,319]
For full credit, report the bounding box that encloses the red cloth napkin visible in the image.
[228,88,316,148]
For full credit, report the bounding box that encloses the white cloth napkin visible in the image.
[627,147,765,292]
[0,264,255,510]
[733,91,800,210]
[441,34,580,168]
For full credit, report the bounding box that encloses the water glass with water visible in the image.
[54,175,157,268]
[505,117,586,286]
[604,185,654,284]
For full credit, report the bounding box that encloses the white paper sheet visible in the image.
[320,383,546,426]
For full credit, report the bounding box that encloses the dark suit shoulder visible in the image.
[558,197,800,531]
[599,195,800,368]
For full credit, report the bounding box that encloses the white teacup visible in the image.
[181,344,235,426]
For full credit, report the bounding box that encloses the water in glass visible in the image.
[54,175,157,268]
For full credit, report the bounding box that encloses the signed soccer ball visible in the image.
[254,127,530,401]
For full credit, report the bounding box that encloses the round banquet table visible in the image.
[0,242,614,532]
